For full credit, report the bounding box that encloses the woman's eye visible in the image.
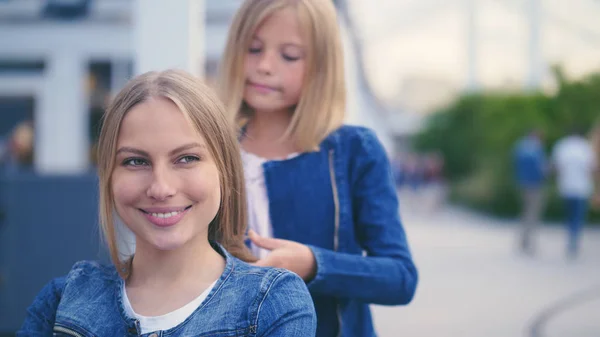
[123,158,148,167]
[249,47,261,54]
[177,156,200,164]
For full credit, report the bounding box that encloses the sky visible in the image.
[347,0,600,113]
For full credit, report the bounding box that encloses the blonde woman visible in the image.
[18,70,316,336]
[219,1,418,336]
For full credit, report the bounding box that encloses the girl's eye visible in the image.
[249,47,262,54]
[282,54,300,62]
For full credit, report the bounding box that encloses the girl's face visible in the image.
[111,97,221,253]
[243,7,307,113]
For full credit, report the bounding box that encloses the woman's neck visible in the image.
[128,237,223,292]
[124,237,225,316]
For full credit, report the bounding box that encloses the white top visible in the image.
[552,135,597,198]
[240,149,298,259]
[122,281,217,334]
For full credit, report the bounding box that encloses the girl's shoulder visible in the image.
[323,125,389,163]
[325,124,376,144]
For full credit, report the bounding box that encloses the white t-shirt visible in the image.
[122,280,216,334]
[240,149,298,259]
[552,135,597,198]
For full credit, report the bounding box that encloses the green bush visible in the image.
[413,67,600,223]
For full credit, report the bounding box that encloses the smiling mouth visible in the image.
[139,205,192,219]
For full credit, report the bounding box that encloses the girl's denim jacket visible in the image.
[257,125,418,337]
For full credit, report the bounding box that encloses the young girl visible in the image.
[219,1,418,336]
[18,70,316,336]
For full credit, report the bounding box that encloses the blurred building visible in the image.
[348,0,600,120]
[0,0,132,175]
[0,0,394,176]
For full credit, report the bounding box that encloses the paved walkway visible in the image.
[372,195,600,337]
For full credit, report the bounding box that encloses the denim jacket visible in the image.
[18,244,316,336]
[258,125,418,337]
[513,136,547,187]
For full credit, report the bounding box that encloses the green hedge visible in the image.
[413,67,600,223]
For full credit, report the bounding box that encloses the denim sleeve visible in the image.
[256,271,316,337]
[16,277,65,336]
[307,128,418,305]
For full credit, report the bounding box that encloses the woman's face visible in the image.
[111,97,221,253]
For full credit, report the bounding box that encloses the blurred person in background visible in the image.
[552,126,597,258]
[590,122,600,209]
[513,129,548,255]
[391,153,405,190]
[217,0,418,336]
[421,152,447,213]
[0,120,34,173]
[403,153,423,193]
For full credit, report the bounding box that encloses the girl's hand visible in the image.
[248,230,317,282]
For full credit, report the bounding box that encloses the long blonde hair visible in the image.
[218,0,346,151]
[98,70,256,278]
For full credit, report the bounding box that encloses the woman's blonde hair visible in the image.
[97,69,256,278]
[218,0,346,151]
